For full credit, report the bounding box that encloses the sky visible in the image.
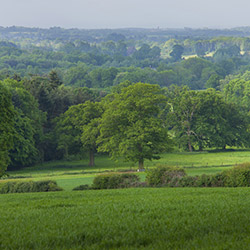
[2,0,250,29]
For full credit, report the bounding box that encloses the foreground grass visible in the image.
[3,150,250,190]
[1,188,250,249]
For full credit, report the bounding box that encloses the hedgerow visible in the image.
[0,180,63,194]
[146,163,250,188]
[92,173,141,189]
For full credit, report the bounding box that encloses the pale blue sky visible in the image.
[2,0,250,29]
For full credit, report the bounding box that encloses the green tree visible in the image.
[63,64,92,87]
[54,104,85,159]
[10,113,38,168]
[223,78,250,108]
[55,101,103,165]
[0,83,15,176]
[98,83,172,169]
[205,74,222,89]
[48,70,62,89]
[3,79,45,167]
[168,87,250,151]
[167,87,200,151]
[81,101,103,166]
[170,45,184,62]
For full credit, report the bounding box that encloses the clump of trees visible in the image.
[2,74,250,177]
[167,86,250,151]
[55,83,172,168]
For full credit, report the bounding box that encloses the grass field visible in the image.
[1,150,250,249]
[1,188,250,249]
[2,150,250,191]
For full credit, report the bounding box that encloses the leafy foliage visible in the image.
[92,173,140,189]
[0,83,15,176]
[146,162,250,188]
[167,87,250,151]
[0,180,63,194]
[222,163,250,187]
[98,83,172,168]
[146,165,187,187]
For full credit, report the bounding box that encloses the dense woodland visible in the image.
[2,26,250,175]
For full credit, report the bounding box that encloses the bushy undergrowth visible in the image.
[92,173,142,189]
[146,163,250,188]
[72,163,250,191]
[146,165,186,187]
[222,163,250,187]
[73,173,143,190]
[0,180,63,194]
[72,184,90,191]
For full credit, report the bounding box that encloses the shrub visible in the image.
[73,184,90,191]
[179,176,199,187]
[195,174,214,187]
[92,173,140,189]
[0,180,63,194]
[210,173,226,187]
[0,182,17,194]
[222,163,250,187]
[146,165,186,187]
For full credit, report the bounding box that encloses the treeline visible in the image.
[1,74,250,176]
[3,26,250,44]
[0,42,249,90]
[0,72,102,175]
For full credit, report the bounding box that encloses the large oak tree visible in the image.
[98,83,172,169]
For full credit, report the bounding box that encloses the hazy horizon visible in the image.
[3,0,250,30]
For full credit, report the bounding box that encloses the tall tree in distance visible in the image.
[170,44,184,62]
[48,70,63,89]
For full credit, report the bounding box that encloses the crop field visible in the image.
[1,151,250,249]
[1,188,250,249]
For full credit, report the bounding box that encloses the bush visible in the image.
[146,165,186,187]
[92,173,140,189]
[222,163,250,187]
[73,184,90,191]
[195,174,214,187]
[0,182,18,194]
[210,173,226,187]
[0,180,63,194]
[179,176,199,187]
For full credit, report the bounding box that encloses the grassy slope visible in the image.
[1,188,250,249]
[3,150,250,191]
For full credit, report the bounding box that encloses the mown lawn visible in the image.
[1,188,250,249]
[3,150,250,190]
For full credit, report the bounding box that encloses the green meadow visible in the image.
[3,150,250,191]
[1,150,250,249]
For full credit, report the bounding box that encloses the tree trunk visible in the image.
[139,159,144,169]
[89,150,95,166]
